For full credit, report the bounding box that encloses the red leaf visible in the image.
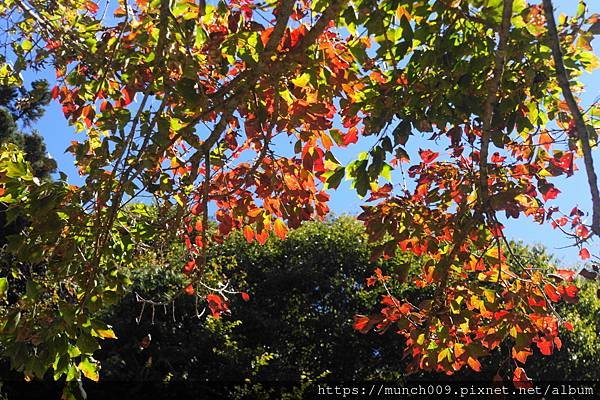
[184,284,195,295]
[554,269,576,282]
[51,85,60,99]
[46,40,61,50]
[563,321,573,331]
[353,315,370,332]
[493,310,510,321]
[183,260,196,273]
[84,1,99,13]
[559,283,578,303]
[241,292,250,301]
[256,229,269,245]
[419,149,439,164]
[579,248,591,260]
[554,336,562,350]
[121,87,135,106]
[206,293,229,318]
[575,224,590,238]
[491,152,506,163]
[544,283,561,302]
[541,186,560,202]
[343,127,359,146]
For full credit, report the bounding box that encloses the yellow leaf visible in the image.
[96,328,117,339]
[483,289,495,303]
[291,73,311,88]
[273,219,288,240]
[437,348,449,363]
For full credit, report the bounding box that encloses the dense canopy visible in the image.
[0,0,599,392]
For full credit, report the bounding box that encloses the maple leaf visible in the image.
[273,219,288,240]
[243,226,254,243]
[343,127,359,146]
[419,149,439,164]
[512,347,533,364]
[540,185,560,202]
[543,283,561,302]
[206,294,230,319]
[513,367,532,388]
[536,336,554,356]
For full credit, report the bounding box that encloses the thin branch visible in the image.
[479,0,514,206]
[542,0,600,236]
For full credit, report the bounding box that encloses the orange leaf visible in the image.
[467,357,481,372]
[273,219,288,240]
[538,130,553,150]
[256,229,269,245]
[536,336,554,355]
[419,149,439,164]
[243,226,254,243]
[184,284,195,295]
[513,367,532,388]
[84,0,99,13]
[512,347,532,364]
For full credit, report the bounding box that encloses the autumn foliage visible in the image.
[0,0,599,390]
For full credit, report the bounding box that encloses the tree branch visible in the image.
[542,0,600,236]
[479,0,513,206]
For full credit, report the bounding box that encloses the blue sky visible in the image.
[24,0,599,267]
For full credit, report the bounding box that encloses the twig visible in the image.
[542,0,600,236]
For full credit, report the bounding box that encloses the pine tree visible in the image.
[1,81,56,246]
[0,80,56,179]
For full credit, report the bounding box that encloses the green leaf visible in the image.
[66,364,80,381]
[0,277,7,300]
[25,280,40,301]
[194,25,208,48]
[78,358,99,381]
[325,167,345,190]
[76,333,100,355]
[330,129,344,146]
[381,164,392,181]
[393,120,411,146]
